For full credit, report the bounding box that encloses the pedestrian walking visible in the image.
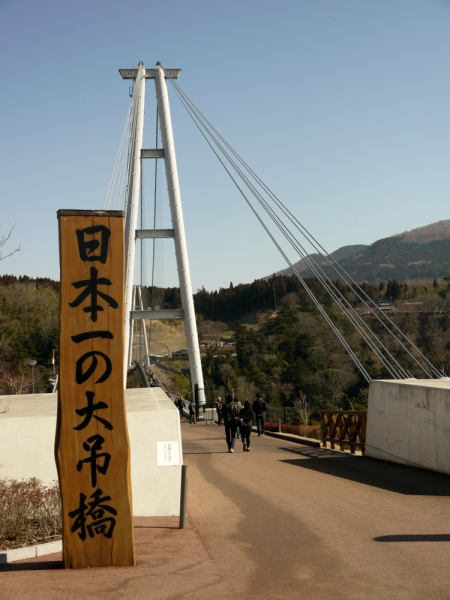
[175,396,184,419]
[252,392,267,436]
[189,401,197,425]
[215,397,223,425]
[239,400,253,452]
[233,396,243,439]
[222,394,238,452]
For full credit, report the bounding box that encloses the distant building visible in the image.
[172,348,189,357]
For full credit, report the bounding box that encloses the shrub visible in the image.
[0,478,62,550]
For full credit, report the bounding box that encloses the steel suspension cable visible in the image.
[166,80,406,378]
[103,101,133,210]
[167,77,440,377]
[166,74,440,378]
[164,80,371,381]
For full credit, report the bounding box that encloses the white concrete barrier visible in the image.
[366,378,450,474]
[0,388,182,516]
[0,540,63,565]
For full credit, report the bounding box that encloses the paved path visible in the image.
[2,420,450,599]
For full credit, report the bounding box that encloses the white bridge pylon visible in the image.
[120,62,205,405]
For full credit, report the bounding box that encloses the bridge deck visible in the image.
[2,419,450,599]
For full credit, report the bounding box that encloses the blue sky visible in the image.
[1,0,450,291]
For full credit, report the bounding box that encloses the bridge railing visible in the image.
[320,410,367,455]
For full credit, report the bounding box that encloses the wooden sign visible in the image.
[55,209,135,569]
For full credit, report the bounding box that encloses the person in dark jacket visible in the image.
[189,401,196,424]
[215,397,223,425]
[175,397,184,419]
[222,394,237,452]
[252,392,267,436]
[239,400,253,452]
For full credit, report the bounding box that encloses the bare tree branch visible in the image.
[0,224,22,261]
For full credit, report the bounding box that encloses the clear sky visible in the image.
[1,0,450,291]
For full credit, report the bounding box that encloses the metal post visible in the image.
[27,359,37,394]
[179,464,188,529]
[194,383,199,419]
[278,418,281,433]
[138,286,150,365]
[154,64,206,406]
[124,62,146,383]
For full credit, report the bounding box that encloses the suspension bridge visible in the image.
[102,60,450,475]
[105,62,443,387]
[2,61,450,596]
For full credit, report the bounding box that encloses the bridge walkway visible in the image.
[182,419,450,599]
[2,419,450,599]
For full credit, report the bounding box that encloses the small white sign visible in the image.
[157,441,181,466]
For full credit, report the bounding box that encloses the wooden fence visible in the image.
[320,411,367,455]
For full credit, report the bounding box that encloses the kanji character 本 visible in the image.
[76,434,111,488]
[75,351,112,385]
[69,267,118,322]
[69,488,117,541]
[74,391,113,431]
[76,225,111,264]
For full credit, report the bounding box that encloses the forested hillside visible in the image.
[144,275,378,323]
[0,278,58,394]
[2,273,450,413]
[201,282,450,413]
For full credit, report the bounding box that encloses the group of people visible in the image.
[175,391,267,451]
[215,393,267,453]
[143,364,159,387]
[175,396,197,424]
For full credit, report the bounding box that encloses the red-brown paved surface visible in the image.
[2,420,450,599]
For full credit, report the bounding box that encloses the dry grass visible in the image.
[0,478,62,550]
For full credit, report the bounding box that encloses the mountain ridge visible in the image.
[274,219,450,282]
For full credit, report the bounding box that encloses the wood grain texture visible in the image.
[55,212,135,569]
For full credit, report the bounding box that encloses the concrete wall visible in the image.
[126,388,183,516]
[366,378,450,474]
[0,388,182,516]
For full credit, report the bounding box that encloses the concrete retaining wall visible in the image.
[366,378,450,474]
[0,388,182,516]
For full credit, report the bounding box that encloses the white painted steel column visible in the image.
[124,63,146,382]
[154,65,206,405]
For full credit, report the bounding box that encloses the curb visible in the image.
[0,540,62,565]
[252,428,321,448]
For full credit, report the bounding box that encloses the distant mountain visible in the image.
[275,245,368,278]
[274,220,450,282]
